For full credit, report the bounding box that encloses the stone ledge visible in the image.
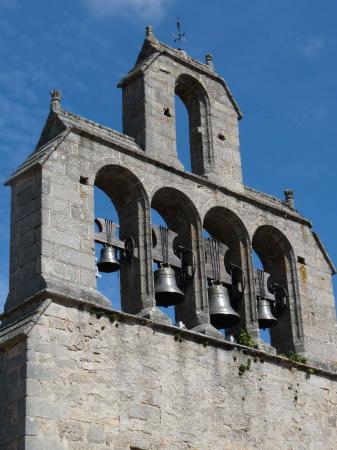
[4,105,311,228]
[1,291,336,380]
[72,127,311,227]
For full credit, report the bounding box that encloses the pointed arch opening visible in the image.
[175,74,212,176]
[151,187,202,327]
[252,225,301,353]
[203,207,251,336]
[94,165,151,315]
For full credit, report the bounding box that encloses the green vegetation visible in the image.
[238,358,251,376]
[235,329,255,348]
[281,351,307,365]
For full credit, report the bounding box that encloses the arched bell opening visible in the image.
[95,165,152,315]
[203,207,252,337]
[175,74,212,176]
[252,250,271,345]
[151,187,203,328]
[94,187,121,310]
[175,95,192,172]
[150,208,179,323]
[252,225,300,354]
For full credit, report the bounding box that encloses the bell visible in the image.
[97,246,120,273]
[257,297,278,329]
[208,282,240,329]
[154,266,185,307]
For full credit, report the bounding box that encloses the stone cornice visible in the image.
[1,293,336,378]
[5,107,312,229]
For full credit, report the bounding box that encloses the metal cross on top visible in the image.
[174,18,186,50]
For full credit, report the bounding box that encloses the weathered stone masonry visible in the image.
[1,27,336,449]
[1,300,337,450]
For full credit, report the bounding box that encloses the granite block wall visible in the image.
[1,300,336,450]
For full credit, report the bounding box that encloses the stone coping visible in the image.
[5,103,311,229]
[1,290,336,380]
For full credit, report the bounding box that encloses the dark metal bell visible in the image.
[154,266,185,307]
[257,298,278,329]
[97,246,120,273]
[208,283,240,329]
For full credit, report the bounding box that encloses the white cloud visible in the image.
[82,0,171,20]
[297,36,325,58]
[292,106,327,127]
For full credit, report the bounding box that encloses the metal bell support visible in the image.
[257,297,278,329]
[154,264,185,307]
[97,245,120,273]
[208,281,240,329]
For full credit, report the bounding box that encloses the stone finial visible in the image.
[284,189,294,208]
[50,90,62,112]
[205,53,214,70]
[146,25,154,40]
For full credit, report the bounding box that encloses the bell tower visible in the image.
[1,26,336,450]
[119,26,243,191]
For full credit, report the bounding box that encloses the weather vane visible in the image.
[174,18,186,50]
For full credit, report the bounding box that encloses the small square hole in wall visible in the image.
[297,256,306,265]
[164,107,172,117]
[79,176,88,185]
[218,133,225,141]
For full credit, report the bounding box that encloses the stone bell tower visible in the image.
[119,25,243,189]
[1,27,336,450]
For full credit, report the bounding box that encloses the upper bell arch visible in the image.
[174,74,212,176]
[118,27,244,191]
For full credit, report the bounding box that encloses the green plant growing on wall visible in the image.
[235,329,255,348]
[238,358,251,376]
[281,351,307,365]
[305,368,315,379]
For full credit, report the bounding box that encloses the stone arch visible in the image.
[175,74,212,176]
[203,206,250,267]
[95,165,153,315]
[151,186,206,329]
[203,206,255,333]
[252,225,303,353]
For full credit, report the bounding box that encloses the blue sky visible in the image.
[0,0,336,314]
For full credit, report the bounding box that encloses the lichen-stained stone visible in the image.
[1,26,336,449]
[1,301,336,449]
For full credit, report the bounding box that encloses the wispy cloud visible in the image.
[292,106,327,127]
[297,36,325,58]
[82,0,171,20]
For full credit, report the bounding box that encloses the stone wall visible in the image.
[5,125,336,367]
[2,300,335,450]
[0,338,26,449]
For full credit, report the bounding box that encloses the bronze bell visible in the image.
[257,297,278,329]
[208,282,240,329]
[154,265,185,307]
[97,246,120,273]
